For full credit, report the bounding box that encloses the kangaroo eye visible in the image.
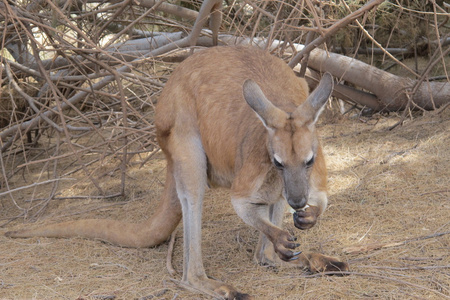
[273,155,284,169]
[306,156,315,168]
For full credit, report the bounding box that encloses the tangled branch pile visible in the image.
[0,0,449,220]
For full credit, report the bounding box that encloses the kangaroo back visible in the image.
[155,46,312,188]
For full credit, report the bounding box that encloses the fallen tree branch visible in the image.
[306,48,450,111]
[209,34,450,111]
[134,0,199,20]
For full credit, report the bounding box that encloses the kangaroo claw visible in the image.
[289,251,302,261]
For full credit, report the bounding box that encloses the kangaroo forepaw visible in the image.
[272,231,303,261]
[293,206,320,230]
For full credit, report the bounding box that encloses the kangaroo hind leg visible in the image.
[168,131,251,299]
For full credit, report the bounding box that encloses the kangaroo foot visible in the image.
[300,252,349,273]
[183,277,254,300]
[256,245,349,274]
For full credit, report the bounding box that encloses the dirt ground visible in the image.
[1,106,449,300]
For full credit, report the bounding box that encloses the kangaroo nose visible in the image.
[288,197,308,211]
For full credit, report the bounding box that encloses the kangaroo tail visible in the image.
[5,213,179,248]
[5,169,182,248]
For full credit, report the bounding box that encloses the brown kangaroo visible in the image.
[6,46,348,299]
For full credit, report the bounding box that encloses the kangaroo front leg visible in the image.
[232,197,301,262]
[254,199,287,265]
[250,199,349,273]
[255,195,348,273]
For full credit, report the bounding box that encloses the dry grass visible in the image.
[1,107,449,300]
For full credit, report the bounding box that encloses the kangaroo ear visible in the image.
[243,79,288,129]
[293,72,333,126]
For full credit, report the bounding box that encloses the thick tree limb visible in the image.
[110,33,448,112]
[188,0,222,48]
[306,48,450,111]
[1,33,185,81]
[297,67,383,111]
[135,0,199,20]
[198,34,449,111]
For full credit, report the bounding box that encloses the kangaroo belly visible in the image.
[206,160,233,188]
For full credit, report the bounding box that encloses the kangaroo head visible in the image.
[243,73,333,211]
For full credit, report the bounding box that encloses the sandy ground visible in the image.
[1,107,449,299]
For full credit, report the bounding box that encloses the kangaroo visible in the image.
[6,46,348,299]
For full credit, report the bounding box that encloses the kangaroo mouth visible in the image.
[297,204,310,212]
[287,204,309,214]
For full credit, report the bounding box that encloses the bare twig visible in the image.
[288,0,385,68]
[343,231,450,254]
[0,178,74,197]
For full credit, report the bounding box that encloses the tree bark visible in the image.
[307,49,449,111]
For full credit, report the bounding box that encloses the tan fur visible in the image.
[6,46,348,299]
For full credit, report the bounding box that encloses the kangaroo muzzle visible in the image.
[287,196,308,211]
[283,168,309,211]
